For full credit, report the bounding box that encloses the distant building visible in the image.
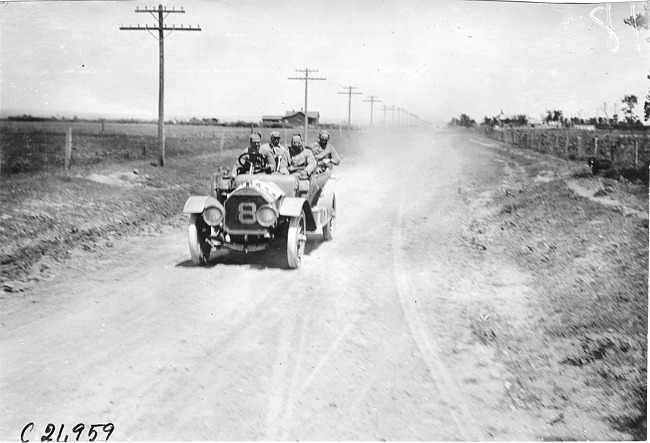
[283,110,320,126]
[262,110,320,126]
[573,124,596,131]
[262,115,284,125]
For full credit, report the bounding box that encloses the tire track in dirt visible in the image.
[390,136,485,440]
[263,260,356,439]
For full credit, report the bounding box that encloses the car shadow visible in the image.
[175,233,328,270]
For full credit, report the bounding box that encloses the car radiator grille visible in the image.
[224,194,269,231]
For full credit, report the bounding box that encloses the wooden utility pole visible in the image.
[337,86,363,130]
[379,105,391,125]
[288,68,326,142]
[121,5,201,167]
[65,127,72,171]
[363,96,381,126]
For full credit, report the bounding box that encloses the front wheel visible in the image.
[188,214,211,266]
[323,194,336,241]
[286,211,307,269]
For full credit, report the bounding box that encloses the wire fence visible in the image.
[482,126,650,168]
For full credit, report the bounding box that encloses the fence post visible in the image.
[565,132,569,156]
[65,127,72,171]
[593,136,598,156]
[577,135,582,158]
[219,132,224,152]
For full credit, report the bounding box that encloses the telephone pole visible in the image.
[121,5,201,167]
[379,105,389,125]
[363,95,381,126]
[337,86,363,130]
[288,68,326,142]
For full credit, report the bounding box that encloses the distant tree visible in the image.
[621,95,639,126]
[459,113,476,128]
[624,6,650,121]
[544,110,552,123]
[646,74,650,122]
[448,114,476,128]
[624,4,649,41]
[552,110,563,123]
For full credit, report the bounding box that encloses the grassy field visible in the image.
[0,120,346,174]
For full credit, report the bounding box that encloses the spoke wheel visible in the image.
[287,211,307,269]
[188,214,211,266]
[323,194,336,241]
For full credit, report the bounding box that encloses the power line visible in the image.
[120,5,201,167]
[288,68,326,142]
[363,95,381,126]
[337,86,363,130]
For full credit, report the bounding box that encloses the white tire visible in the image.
[188,214,210,266]
[287,211,306,269]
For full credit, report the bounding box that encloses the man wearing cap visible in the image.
[287,134,316,179]
[308,130,340,170]
[262,131,290,174]
[237,132,276,174]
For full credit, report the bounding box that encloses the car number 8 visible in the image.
[238,202,257,224]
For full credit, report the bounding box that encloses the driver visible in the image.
[237,133,276,174]
[308,130,340,170]
[287,134,316,179]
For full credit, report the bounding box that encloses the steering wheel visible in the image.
[238,152,267,174]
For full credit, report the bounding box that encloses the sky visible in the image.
[1,0,648,124]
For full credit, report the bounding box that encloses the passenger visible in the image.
[262,131,290,174]
[237,133,276,174]
[308,130,340,170]
[287,134,316,179]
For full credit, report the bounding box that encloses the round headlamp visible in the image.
[203,206,224,226]
[256,205,278,227]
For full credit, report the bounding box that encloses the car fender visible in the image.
[316,175,340,210]
[183,195,223,214]
[278,197,316,231]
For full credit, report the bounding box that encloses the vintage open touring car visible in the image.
[182,152,338,269]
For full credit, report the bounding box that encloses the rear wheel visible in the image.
[287,211,306,269]
[323,194,336,241]
[188,214,211,266]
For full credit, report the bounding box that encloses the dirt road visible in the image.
[0,129,626,441]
